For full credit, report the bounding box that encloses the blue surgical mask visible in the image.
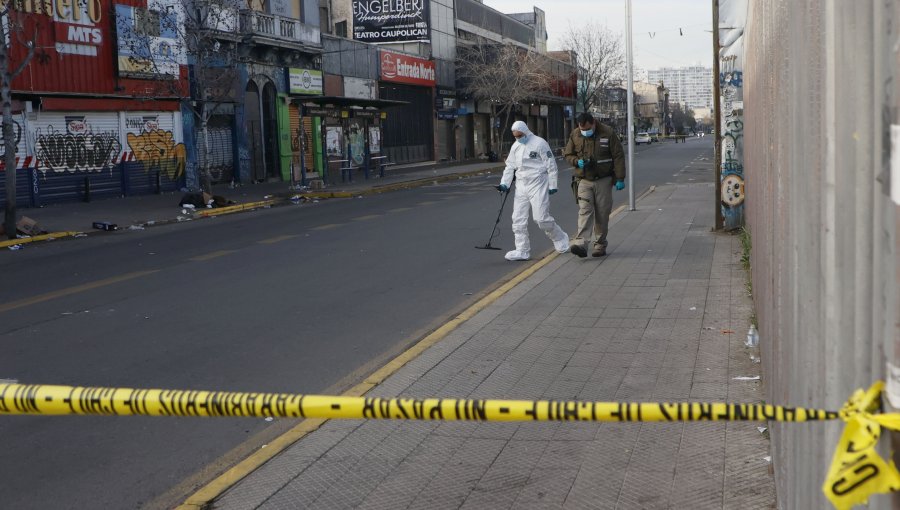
[516,134,529,144]
[581,129,594,137]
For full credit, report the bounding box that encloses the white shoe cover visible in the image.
[554,233,570,254]
[504,250,530,261]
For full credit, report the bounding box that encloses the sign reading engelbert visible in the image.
[353,0,430,43]
[379,50,435,87]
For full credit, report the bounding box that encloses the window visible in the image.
[135,8,161,37]
[335,20,347,38]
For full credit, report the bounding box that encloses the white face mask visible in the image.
[581,129,594,137]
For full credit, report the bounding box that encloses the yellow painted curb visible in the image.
[0,231,79,249]
[176,249,557,510]
[194,200,275,218]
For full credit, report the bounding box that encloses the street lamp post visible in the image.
[626,0,635,210]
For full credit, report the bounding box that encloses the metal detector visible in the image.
[475,186,512,250]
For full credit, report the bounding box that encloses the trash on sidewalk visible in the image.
[127,225,145,231]
[179,192,235,209]
[92,221,118,231]
[757,426,768,433]
[733,376,761,381]
[745,324,759,347]
[0,216,46,237]
[7,245,22,251]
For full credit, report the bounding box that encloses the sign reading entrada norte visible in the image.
[379,50,436,87]
[353,0,431,43]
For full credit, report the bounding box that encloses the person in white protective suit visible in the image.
[495,121,570,261]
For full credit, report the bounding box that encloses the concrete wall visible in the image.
[743,1,898,508]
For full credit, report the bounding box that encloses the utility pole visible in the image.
[625,0,635,211]
[712,0,724,230]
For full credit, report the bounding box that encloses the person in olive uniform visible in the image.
[564,112,627,257]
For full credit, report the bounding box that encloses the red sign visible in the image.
[380,50,435,87]
[55,22,104,46]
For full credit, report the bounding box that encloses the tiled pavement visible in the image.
[213,183,775,510]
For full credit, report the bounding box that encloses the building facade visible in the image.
[2,0,576,205]
[1,0,189,206]
[647,66,713,110]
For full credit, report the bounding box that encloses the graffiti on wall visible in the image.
[719,53,744,229]
[34,123,122,173]
[127,129,187,180]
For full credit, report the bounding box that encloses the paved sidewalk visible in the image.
[210,182,775,509]
[13,160,503,235]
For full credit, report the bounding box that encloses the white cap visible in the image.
[511,120,531,135]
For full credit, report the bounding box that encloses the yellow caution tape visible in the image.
[4,381,900,509]
[823,381,900,510]
[0,383,840,422]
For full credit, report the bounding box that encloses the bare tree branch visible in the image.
[457,41,554,152]
[560,23,625,113]
[2,2,38,238]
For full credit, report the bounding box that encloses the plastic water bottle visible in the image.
[746,325,759,348]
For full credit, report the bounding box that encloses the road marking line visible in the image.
[387,207,413,213]
[352,215,382,221]
[189,250,237,262]
[257,235,299,244]
[416,201,439,206]
[311,224,342,231]
[0,269,160,314]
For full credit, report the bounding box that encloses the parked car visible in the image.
[635,132,652,145]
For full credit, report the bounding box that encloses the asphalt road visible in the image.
[0,137,714,509]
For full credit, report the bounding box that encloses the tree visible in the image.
[1,0,38,239]
[116,0,243,192]
[670,103,697,134]
[457,42,552,155]
[560,23,625,113]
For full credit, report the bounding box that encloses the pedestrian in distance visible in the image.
[564,112,627,258]
[495,121,570,261]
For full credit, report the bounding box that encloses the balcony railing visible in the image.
[239,10,321,47]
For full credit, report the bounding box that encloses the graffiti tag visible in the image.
[126,129,187,180]
[35,126,122,173]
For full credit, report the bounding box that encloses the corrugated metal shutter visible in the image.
[198,116,235,185]
[32,112,123,203]
[122,112,184,195]
[289,103,301,181]
[302,117,314,174]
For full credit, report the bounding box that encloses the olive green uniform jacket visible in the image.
[563,123,626,182]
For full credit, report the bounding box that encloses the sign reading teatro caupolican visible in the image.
[353,0,431,43]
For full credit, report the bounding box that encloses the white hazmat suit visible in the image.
[498,121,570,261]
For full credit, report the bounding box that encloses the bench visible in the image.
[370,156,395,178]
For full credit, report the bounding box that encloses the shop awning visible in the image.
[293,96,409,108]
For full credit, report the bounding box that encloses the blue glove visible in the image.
[615,180,625,191]
[549,189,557,195]
[496,184,509,192]
[577,159,585,169]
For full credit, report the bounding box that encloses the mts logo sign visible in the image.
[55,23,103,46]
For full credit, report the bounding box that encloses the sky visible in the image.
[483,0,714,73]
